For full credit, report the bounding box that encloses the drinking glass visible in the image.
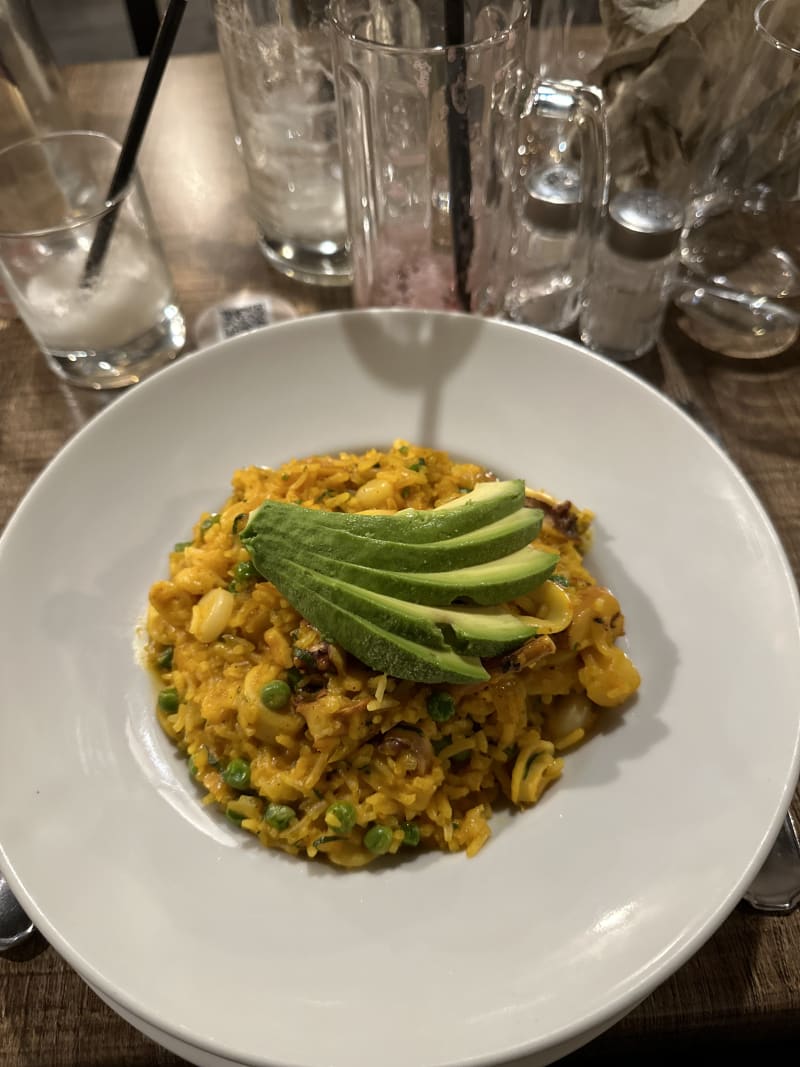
[330,0,605,317]
[0,0,76,143]
[0,131,186,390]
[1,0,80,318]
[677,0,800,357]
[329,0,527,313]
[212,0,351,286]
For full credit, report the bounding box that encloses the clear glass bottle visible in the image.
[580,189,685,360]
[505,162,588,332]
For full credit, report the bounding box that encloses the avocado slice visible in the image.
[261,479,526,544]
[238,478,563,683]
[242,502,543,572]
[262,559,489,684]
[272,558,542,657]
[251,542,557,606]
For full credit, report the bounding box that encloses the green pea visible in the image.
[156,645,174,671]
[325,801,356,835]
[158,686,180,713]
[233,560,259,584]
[401,822,421,847]
[226,807,246,825]
[222,758,251,791]
[427,691,455,723]
[364,824,393,855]
[260,680,292,710]
[264,803,296,831]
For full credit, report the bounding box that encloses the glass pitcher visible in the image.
[505,0,606,330]
[506,76,606,330]
[329,0,605,317]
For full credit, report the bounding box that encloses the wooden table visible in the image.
[1,52,799,1067]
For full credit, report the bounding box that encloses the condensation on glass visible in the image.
[212,0,351,286]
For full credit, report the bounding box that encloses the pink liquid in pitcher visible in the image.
[366,225,461,310]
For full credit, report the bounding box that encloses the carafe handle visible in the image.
[525,78,608,237]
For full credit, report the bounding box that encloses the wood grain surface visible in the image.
[0,53,798,1066]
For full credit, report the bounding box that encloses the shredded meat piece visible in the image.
[524,495,580,539]
[376,725,434,775]
[550,500,579,539]
[291,682,326,703]
[292,642,333,674]
[453,636,557,697]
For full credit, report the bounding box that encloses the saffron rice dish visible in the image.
[144,442,641,867]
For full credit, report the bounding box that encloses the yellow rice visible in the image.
[145,441,641,867]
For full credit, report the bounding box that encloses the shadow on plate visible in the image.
[339,310,484,448]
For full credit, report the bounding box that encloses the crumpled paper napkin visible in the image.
[589,0,800,198]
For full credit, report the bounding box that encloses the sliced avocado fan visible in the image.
[241,480,559,684]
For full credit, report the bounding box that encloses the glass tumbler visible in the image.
[213,0,350,286]
[0,131,185,390]
[1,0,80,318]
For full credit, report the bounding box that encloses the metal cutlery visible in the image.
[0,870,34,951]
[743,810,800,914]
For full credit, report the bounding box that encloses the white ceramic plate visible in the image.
[1,310,798,1067]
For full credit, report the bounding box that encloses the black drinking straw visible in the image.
[81,0,188,287]
[444,0,474,312]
